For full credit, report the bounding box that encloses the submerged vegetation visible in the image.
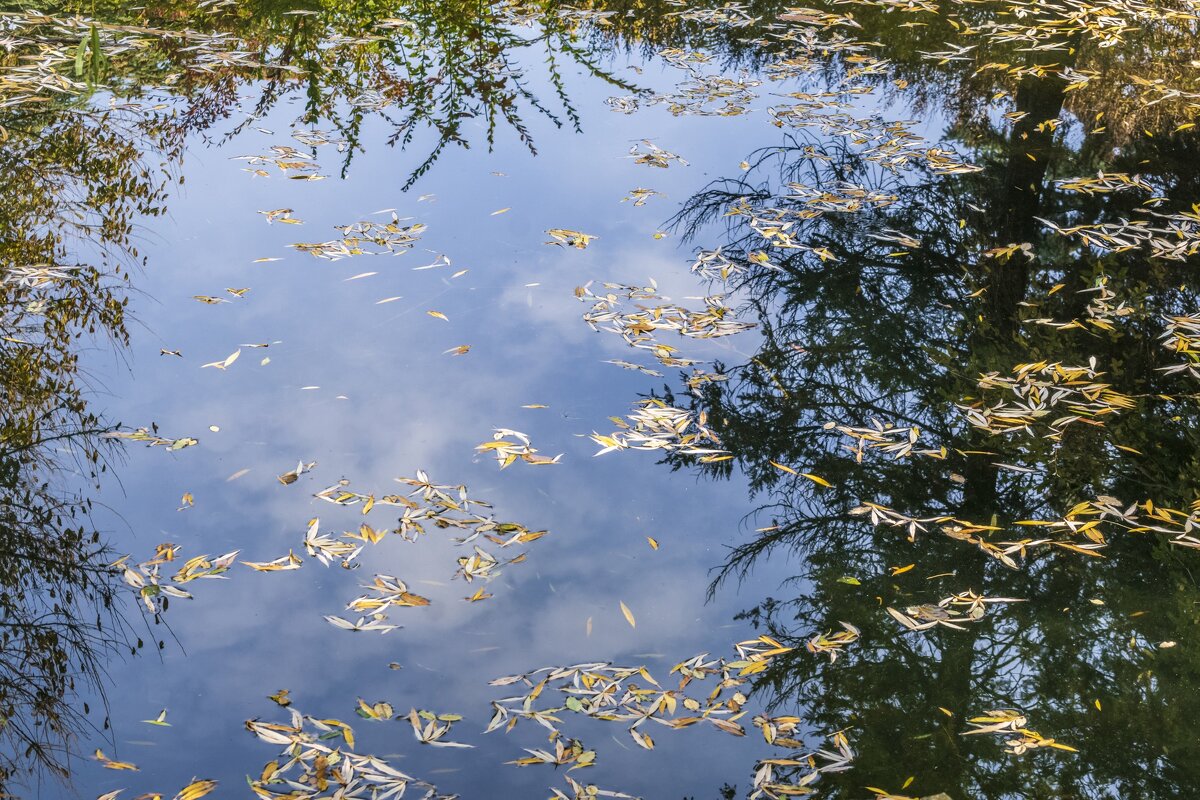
[0,0,1198,796]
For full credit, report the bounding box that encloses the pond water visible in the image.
[2,1,1200,799]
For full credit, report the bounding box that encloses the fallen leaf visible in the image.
[141,709,170,726]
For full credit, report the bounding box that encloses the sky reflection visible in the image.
[66,59,799,800]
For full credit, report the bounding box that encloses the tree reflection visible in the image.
[0,93,174,783]
[26,0,641,189]
[667,4,1200,797]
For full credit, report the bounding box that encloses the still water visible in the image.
[2,1,1199,798]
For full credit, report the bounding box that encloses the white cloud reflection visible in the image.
[69,68,797,800]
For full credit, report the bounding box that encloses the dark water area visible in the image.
[1,1,1199,798]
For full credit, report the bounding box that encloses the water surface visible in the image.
[1,1,1199,798]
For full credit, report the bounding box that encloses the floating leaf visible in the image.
[174,779,217,800]
[141,709,170,727]
[94,749,138,771]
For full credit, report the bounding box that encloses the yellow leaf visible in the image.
[466,588,492,602]
[427,310,448,321]
[800,472,832,488]
[174,779,218,800]
[647,536,659,550]
[769,460,797,475]
[890,563,915,576]
[620,601,636,628]
[94,749,138,771]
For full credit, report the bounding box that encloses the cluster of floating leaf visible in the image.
[962,710,1078,756]
[771,109,982,178]
[590,399,730,462]
[627,139,690,169]
[1026,277,1135,333]
[328,575,430,635]
[105,426,198,451]
[1038,205,1200,262]
[748,729,855,800]
[850,503,1100,566]
[485,635,892,799]
[1158,312,1200,379]
[621,187,664,207]
[609,67,760,118]
[233,146,325,181]
[1018,496,1200,552]
[245,707,450,800]
[664,2,763,29]
[886,591,1024,632]
[407,708,473,748]
[825,419,947,463]
[958,360,1137,441]
[546,228,599,249]
[288,215,427,261]
[112,545,235,615]
[94,778,215,800]
[851,488,1200,570]
[113,471,549,631]
[577,280,754,371]
[804,622,860,662]
[309,472,550,612]
[485,635,793,745]
[476,428,564,468]
[690,247,754,283]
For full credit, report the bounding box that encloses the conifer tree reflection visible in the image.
[667,7,1200,797]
